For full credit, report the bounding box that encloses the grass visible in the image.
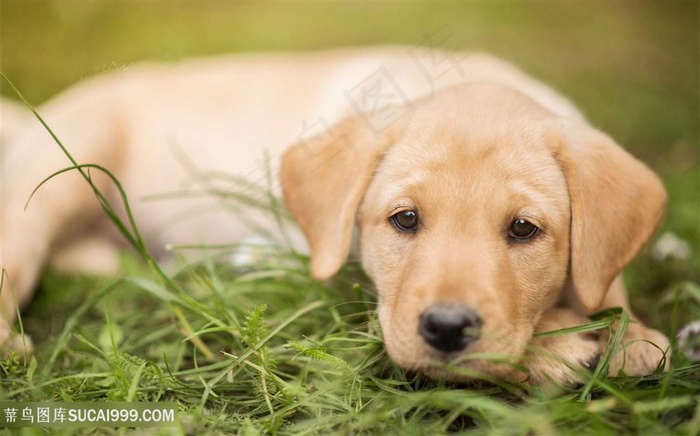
[1,1,699,434]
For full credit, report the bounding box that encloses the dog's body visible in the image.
[1,47,668,384]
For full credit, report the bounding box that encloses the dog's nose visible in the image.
[419,303,482,353]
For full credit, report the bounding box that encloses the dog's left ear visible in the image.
[280,110,403,280]
[552,121,667,312]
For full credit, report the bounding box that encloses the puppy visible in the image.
[1,47,669,384]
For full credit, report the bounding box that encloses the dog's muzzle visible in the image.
[419,303,482,353]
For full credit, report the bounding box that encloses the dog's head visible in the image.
[281,83,666,380]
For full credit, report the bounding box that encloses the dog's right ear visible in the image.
[280,111,401,280]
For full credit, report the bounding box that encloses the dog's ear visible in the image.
[553,122,666,312]
[280,111,402,280]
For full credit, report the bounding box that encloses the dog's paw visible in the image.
[0,318,33,357]
[604,325,670,377]
[524,308,602,386]
[525,331,601,386]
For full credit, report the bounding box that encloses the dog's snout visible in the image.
[419,303,482,353]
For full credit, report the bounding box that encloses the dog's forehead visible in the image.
[359,108,572,229]
[363,84,570,216]
[382,117,560,190]
[388,83,559,176]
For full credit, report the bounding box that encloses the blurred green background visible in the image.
[2,0,698,321]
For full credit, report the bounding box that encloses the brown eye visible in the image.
[509,218,539,240]
[391,210,419,232]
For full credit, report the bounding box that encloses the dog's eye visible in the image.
[391,210,419,232]
[508,218,539,240]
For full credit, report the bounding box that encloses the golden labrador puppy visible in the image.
[1,47,668,384]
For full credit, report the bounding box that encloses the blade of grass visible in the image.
[201,299,325,406]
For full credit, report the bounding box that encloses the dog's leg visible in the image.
[597,275,670,376]
[49,233,121,276]
[1,91,124,352]
[524,307,601,385]
[1,98,31,144]
[524,278,670,386]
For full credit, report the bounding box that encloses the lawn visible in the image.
[1,1,699,434]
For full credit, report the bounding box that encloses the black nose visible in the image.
[419,303,482,353]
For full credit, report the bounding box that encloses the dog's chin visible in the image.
[392,350,526,384]
[426,363,523,384]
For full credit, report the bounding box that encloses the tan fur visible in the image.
[1,47,668,383]
[551,124,667,312]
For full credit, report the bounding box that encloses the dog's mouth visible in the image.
[379,301,530,381]
[414,345,524,382]
[383,321,527,381]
